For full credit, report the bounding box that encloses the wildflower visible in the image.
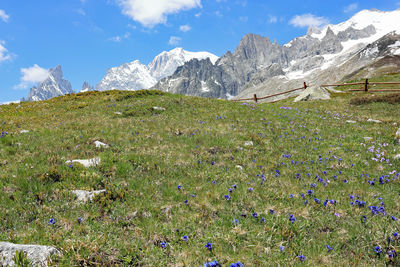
[388,250,397,259]
[233,219,239,225]
[205,242,213,251]
[334,213,340,217]
[248,187,253,192]
[374,246,382,254]
[232,184,237,189]
[314,198,321,204]
[289,194,293,199]
[289,214,296,223]
[361,215,367,222]
[260,217,266,223]
[212,180,216,184]
[182,235,188,242]
[48,218,55,225]
[178,185,183,190]
[269,209,275,215]
[326,245,333,251]
[228,188,233,194]
[224,195,231,200]
[184,200,188,205]
[323,199,328,207]
[77,217,82,224]
[280,246,285,252]
[229,262,243,267]
[393,232,398,238]
[308,190,313,196]
[392,216,398,221]
[298,255,306,261]
[252,212,258,218]
[160,242,167,248]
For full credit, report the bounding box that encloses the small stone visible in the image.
[94,141,109,148]
[20,130,29,133]
[367,119,382,123]
[244,141,253,146]
[71,189,106,202]
[65,157,101,168]
[396,128,400,138]
[0,242,60,266]
[236,165,243,170]
[114,112,122,115]
[152,106,166,111]
[363,137,373,142]
[346,120,357,124]
[394,154,400,160]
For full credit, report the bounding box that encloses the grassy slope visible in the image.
[0,84,400,266]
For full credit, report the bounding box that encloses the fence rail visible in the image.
[322,79,400,92]
[233,82,308,103]
[232,79,400,103]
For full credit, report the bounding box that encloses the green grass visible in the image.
[0,85,400,266]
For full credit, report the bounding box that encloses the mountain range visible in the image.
[23,9,400,102]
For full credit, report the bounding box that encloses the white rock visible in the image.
[152,106,166,111]
[71,189,106,202]
[94,141,109,148]
[0,242,60,266]
[363,137,373,142]
[294,86,331,102]
[346,120,357,123]
[114,112,122,115]
[236,165,243,170]
[20,130,29,133]
[65,157,101,167]
[396,128,400,138]
[244,141,253,146]
[394,154,400,160]
[367,119,382,123]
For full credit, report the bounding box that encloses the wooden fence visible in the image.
[233,82,308,103]
[321,79,400,93]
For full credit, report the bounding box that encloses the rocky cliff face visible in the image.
[26,65,74,101]
[153,9,400,99]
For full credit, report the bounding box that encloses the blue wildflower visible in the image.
[225,195,231,200]
[298,255,306,261]
[182,235,188,242]
[204,260,220,267]
[289,214,296,223]
[374,246,382,254]
[205,242,213,251]
[280,246,285,252]
[160,242,167,248]
[326,245,333,251]
[229,262,243,267]
[48,218,55,225]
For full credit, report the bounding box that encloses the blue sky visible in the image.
[0,0,399,102]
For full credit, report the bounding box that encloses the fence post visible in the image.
[253,94,258,103]
[364,79,369,92]
[304,82,307,89]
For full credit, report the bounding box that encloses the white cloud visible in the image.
[269,15,277,23]
[344,3,358,13]
[239,16,248,23]
[0,9,10,23]
[77,8,86,16]
[168,36,181,45]
[109,36,122,42]
[195,12,202,18]
[0,41,11,62]
[15,64,49,89]
[289,14,329,28]
[116,0,202,28]
[179,24,191,32]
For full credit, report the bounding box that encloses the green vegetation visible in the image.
[0,81,399,266]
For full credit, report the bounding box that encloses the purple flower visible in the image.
[298,255,305,261]
[248,187,254,192]
[224,195,231,200]
[205,242,213,251]
[48,218,55,225]
[182,235,188,242]
[160,242,167,248]
[280,246,285,252]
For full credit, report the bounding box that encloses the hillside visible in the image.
[0,79,400,265]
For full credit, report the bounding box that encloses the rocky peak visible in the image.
[81,81,94,92]
[25,65,73,101]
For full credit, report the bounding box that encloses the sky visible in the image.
[0,0,399,103]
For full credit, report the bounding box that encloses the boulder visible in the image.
[65,157,101,167]
[294,86,331,102]
[367,118,382,123]
[71,189,106,202]
[0,242,60,266]
[94,141,109,148]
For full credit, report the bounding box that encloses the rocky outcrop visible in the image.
[294,86,331,102]
[81,81,94,92]
[0,242,60,266]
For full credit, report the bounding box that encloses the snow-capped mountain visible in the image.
[25,65,74,101]
[153,9,400,100]
[80,81,95,92]
[96,48,218,91]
